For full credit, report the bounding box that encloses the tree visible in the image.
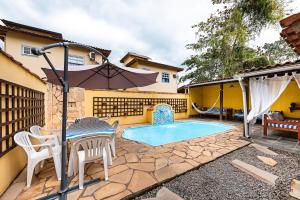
[181,0,287,84]
[258,38,299,64]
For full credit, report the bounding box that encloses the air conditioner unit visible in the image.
[89,52,96,61]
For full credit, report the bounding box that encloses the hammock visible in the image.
[191,94,220,114]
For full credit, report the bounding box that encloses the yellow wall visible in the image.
[189,81,300,118]
[127,61,179,94]
[271,80,300,118]
[189,83,243,115]
[85,90,189,125]
[189,87,203,115]
[4,32,102,77]
[223,82,243,110]
[199,84,220,108]
[0,52,46,195]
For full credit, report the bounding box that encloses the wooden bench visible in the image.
[264,114,300,141]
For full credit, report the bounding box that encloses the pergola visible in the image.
[188,78,238,121]
[230,12,300,138]
[235,61,300,137]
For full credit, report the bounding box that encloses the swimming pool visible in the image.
[122,121,232,146]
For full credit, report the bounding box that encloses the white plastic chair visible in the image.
[30,125,61,145]
[74,135,111,189]
[110,120,119,157]
[14,131,61,187]
[30,125,61,168]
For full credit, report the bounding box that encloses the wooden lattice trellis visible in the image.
[0,79,45,157]
[93,97,187,117]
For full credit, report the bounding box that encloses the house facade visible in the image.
[0,19,111,77]
[0,20,183,94]
[120,52,183,93]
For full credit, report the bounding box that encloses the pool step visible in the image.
[230,159,278,186]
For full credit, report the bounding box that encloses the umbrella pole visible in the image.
[59,45,69,200]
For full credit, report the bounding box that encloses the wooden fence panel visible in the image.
[93,97,187,117]
[0,79,44,158]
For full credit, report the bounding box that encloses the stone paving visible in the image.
[5,120,250,200]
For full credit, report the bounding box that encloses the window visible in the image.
[161,72,170,83]
[22,45,35,56]
[68,55,84,65]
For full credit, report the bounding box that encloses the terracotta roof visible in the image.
[280,13,300,55]
[125,58,183,72]
[188,77,237,87]
[120,52,151,63]
[0,19,111,57]
[189,60,300,84]
[1,19,63,39]
[0,48,45,83]
[238,59,300,74]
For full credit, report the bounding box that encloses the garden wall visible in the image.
[46,88,189,129]
[0,50,46,195]
[85,90,190,125]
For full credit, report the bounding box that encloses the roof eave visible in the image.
[1,19,63,39]
[120,53,130,63]
[1,25,111,57]
[0,48,46,83]
[120,52,150,63]
[235,63,300,78]
[188,78,238,88]
[137,59,183,72]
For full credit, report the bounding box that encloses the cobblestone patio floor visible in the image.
[5,120,250,200]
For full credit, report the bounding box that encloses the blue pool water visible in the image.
[123,121,232,146]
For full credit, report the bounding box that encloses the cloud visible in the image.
[48,8,150,52]
[1,0,300,69]
[0,0,217,65]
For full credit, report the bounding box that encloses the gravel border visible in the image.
[135,145,300,200]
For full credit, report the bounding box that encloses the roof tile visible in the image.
[280,12,300,55]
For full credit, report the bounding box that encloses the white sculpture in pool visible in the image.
[152,104,174,125]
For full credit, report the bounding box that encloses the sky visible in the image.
[1,0,300,70]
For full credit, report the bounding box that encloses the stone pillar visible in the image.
[45,83,85,129]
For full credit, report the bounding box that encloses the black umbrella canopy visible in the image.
[42,62,159,89]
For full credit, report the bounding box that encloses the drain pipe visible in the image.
[238,77,250,138]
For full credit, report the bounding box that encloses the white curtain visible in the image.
[294,74,300,89]
[247,75,293,122]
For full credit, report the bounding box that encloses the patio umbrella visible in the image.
[42,63,159,89]
[31,42,158,200]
